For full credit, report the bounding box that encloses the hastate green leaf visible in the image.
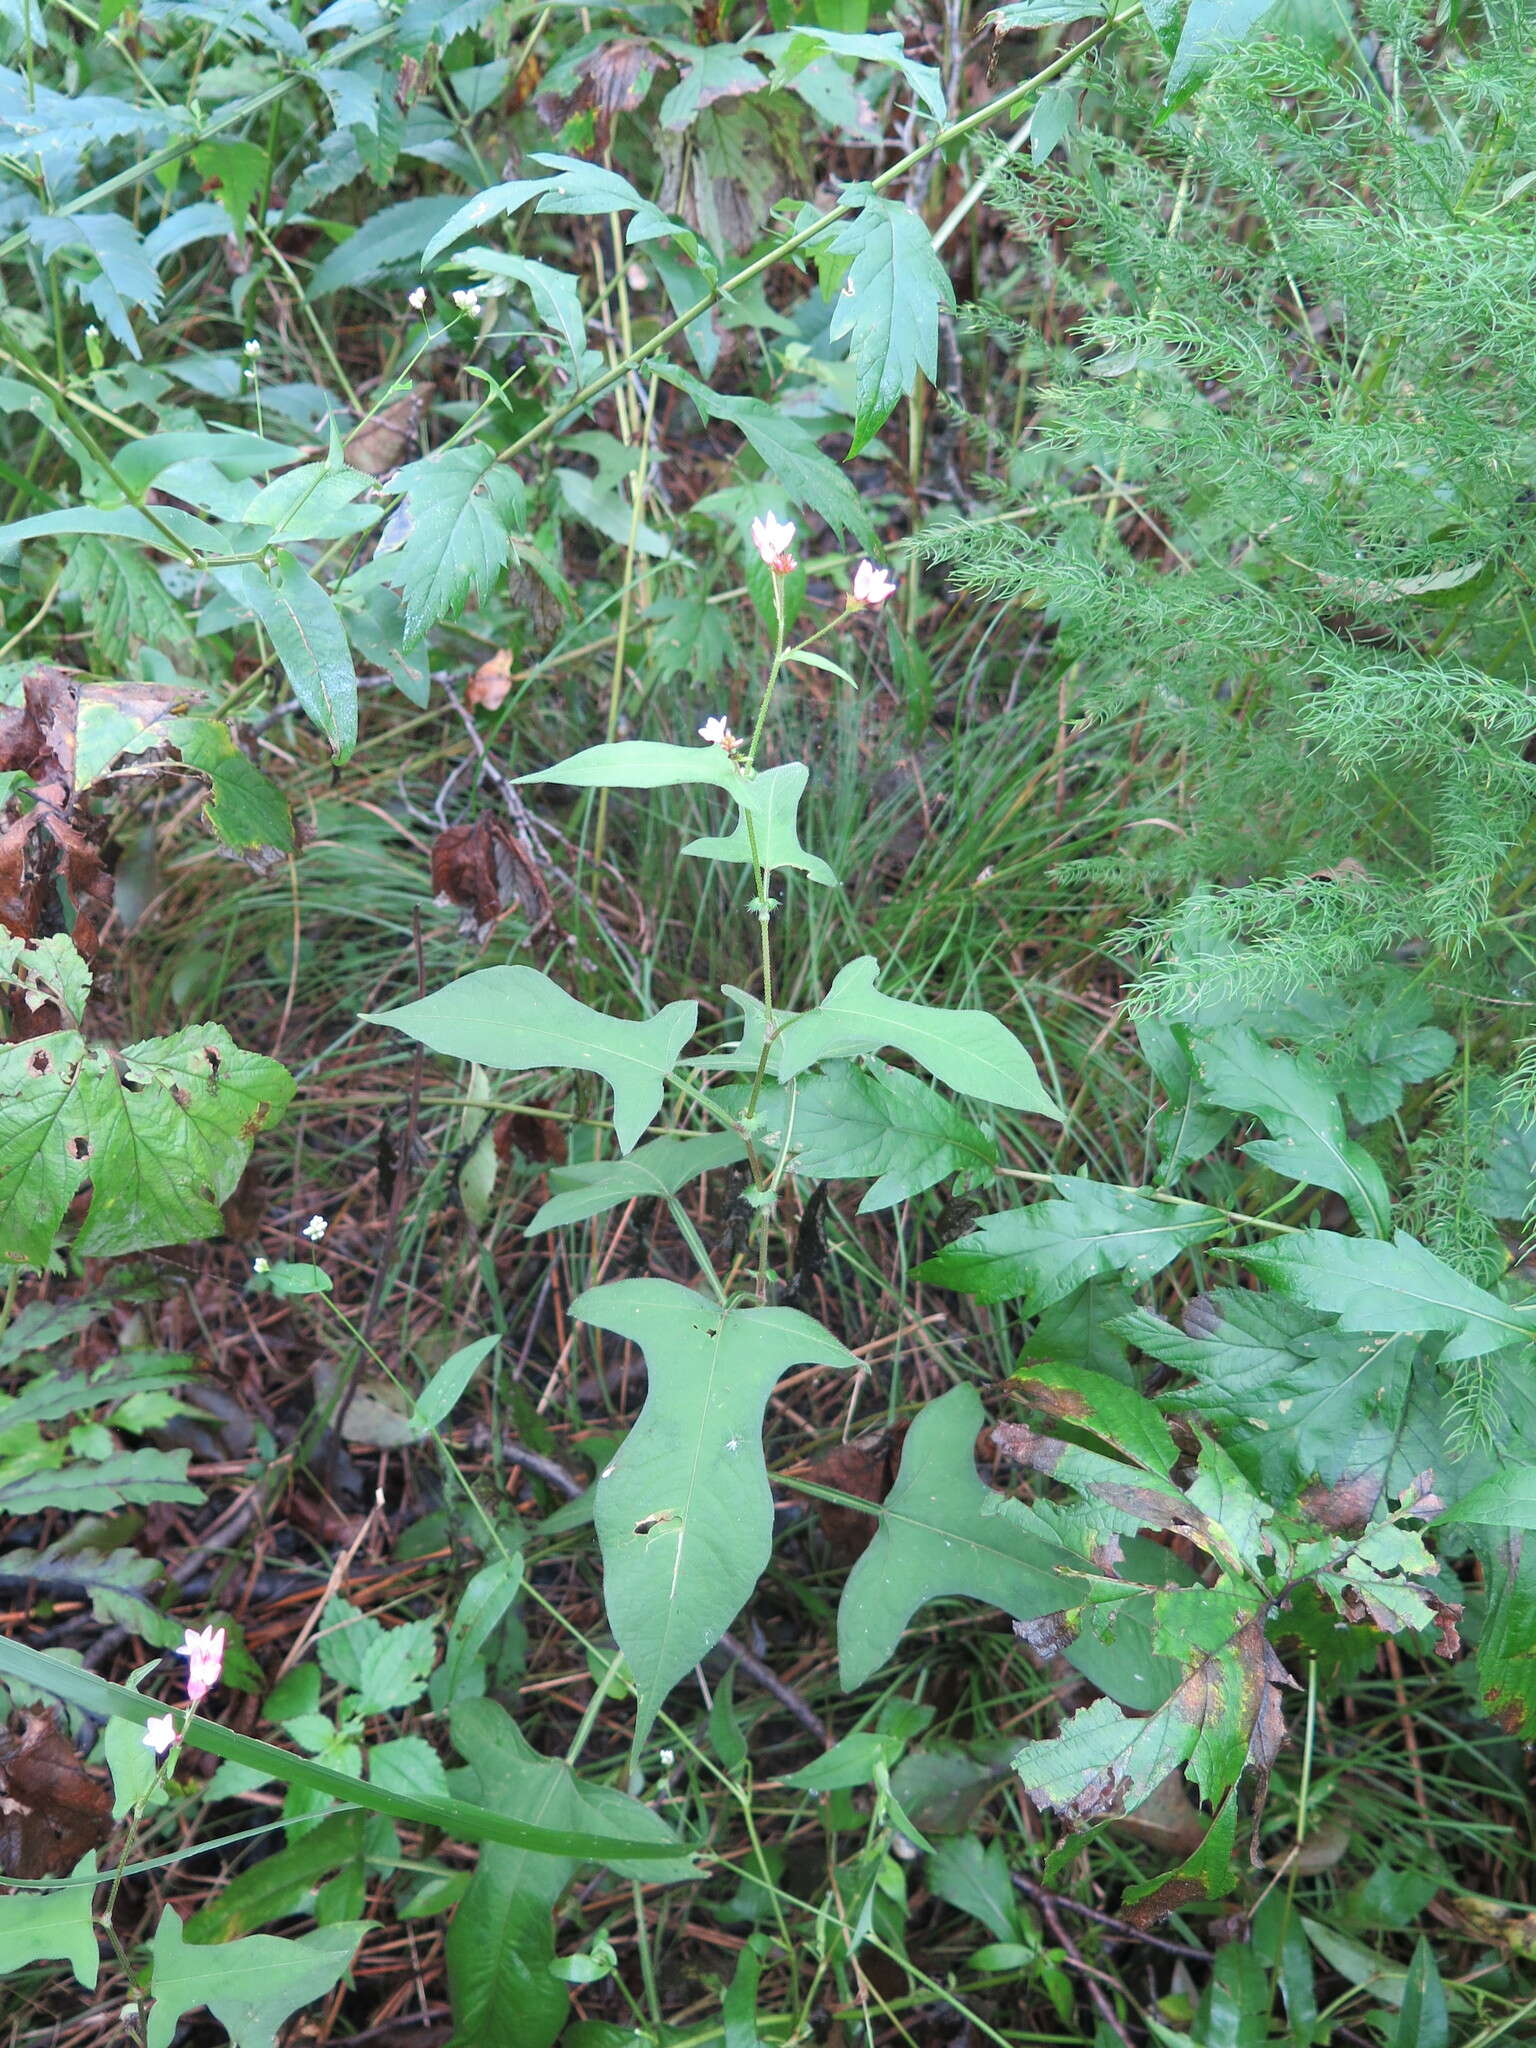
[145,1909,366,2048]
[363,969,696,1154]
[783,1058,998,1212]
[0,1850,98,1987]
[1194,1027,1390,1236]
[837,1384,1083,1689]
[1239,1229,1536,1365]
[525,1132,747,1235]
[573,1278,858,1745]
[683,761,837,886]
[774,957,1061,1117]
[447,1697,695,2048]
[1121,1291,1430,1508]
[383,444,525,646]
[219,554,357,758]
[522,743,836,885]
[917,1178,1224,1310]
[824,192,955,456]
[0,1024,294,1269]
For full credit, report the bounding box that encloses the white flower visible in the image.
[749,512,797,575]
[698,715,741,753]
[176,1624,226,1704]
[243,338,261,357]
[659,1747,675,1766]
[252,1256,270,1274]
[849,560,897,610]
[407,286,427,312]
[450,288,482,317]
[143,1714,178,1756]
[302,1215,327,1242]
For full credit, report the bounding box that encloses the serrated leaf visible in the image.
[783,1058,998,1212]
[363,969,696,1154]
[0,1447,201,1514]
[1438,1467,1536,1531]
[1122,1291,1430,1506]
[0,1542,168,1635]
[30,214,161,356]
[1239,1229,1536,1365]
[219,554,356,757]
[837,1384,1082,1689]
[382,444,524,646]
[1136,1017,1234,1181]
[573,1279,858,1744]
[1326,991,1455,1127]
[525,1132,747,1235]
[1472,1113,1536,1222]
[661,371,876,546]
[446,1696,695,2048]
[0,1850,98,1986]
[1012,1358,1177,1476]
[309,195,467,293]
[917,1178,1223,1309]
[145,1908,366,2048]
[0,70,183,183]
[0,1025,293,1270]
[824,193,955,456]
[316,1596,435,1714]
[773,956,1060,1117]
[1015,1620,1287,1822]
[1193,1027,1390,1236]
[767,28,946,124]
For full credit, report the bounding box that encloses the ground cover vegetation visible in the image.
[0,0,1533,2039]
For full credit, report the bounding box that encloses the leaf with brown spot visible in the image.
[0,1710,112,1879]
[1014,1618,1293,1829]
[787,1426,901,1565]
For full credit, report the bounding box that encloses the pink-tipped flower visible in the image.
[143,1713,178,1756]
[176,1624,226,1705]
[698,715,741,754]
[750,512,797,575]
[848,560,897,610]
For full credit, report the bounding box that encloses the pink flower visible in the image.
[849,560,897,610]
[143,1714,178,1756]
[750,512,796,575]
[176,1624,226,1705]
[698,715,741,753]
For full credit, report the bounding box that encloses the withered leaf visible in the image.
[430,816,551,945]
[0,1710,113,1879]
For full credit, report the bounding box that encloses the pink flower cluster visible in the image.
[142,1624,226,1757]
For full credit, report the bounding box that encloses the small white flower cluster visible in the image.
[408,286,427,312]
[747,513,898,611]
[451,288,483,318]
[302,1214,327,1242]
[698,715,742,755]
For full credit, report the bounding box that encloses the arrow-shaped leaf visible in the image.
[146,1910,365,2048]
[774,956,1061,1117]
[572,1278,859,1745]
[363,969,696,1154]
[683,761,837,885]
[837,1383,1082,1689]
[525,1131,747,1235]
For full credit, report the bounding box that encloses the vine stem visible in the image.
[494,13,1133,473]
